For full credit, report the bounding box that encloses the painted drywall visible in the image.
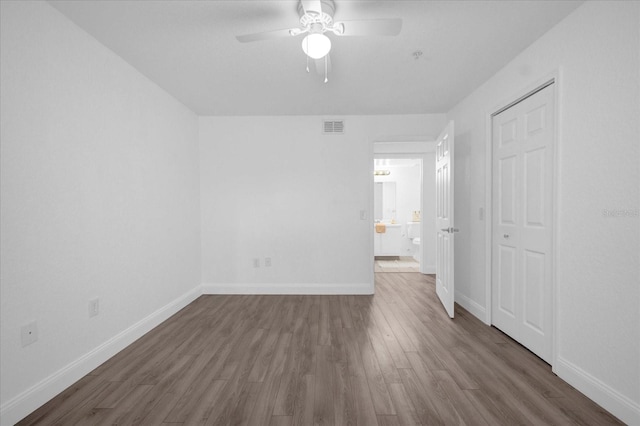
[199,115,445,292]
[0,2,201,423]
[447,1,639,423]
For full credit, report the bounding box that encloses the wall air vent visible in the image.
[323,120,345,134]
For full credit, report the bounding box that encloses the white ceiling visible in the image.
[48,0,582,116]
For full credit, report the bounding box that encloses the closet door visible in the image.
[492,83,554,363]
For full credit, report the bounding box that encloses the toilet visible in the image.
[406,222,421,262]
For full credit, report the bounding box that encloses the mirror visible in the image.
[374,182,396,222]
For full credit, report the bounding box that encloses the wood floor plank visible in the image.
[387,382,421,426]
[338,296,354,329]
[372,296,418,353]
[270,415,293,426]
[273,305,317,417]
[135,391,182,426]
[365,314,403,383]
[49,381,116,426]
[351,375,380,426]
[433,369,490,426]
[328,296,348,364]
[405,351,464,425]
[215,380,262,426]
[313,345,335,426]
[205,328,271,425]
[110,354,196,425]
[308,297,320,352]
[16,273,624,426]
[92,384,154,425]
[318,296,332,347]
[369,302,412,369]
[451,348,543,425]
[246,332,293,426]
[398,368,443,426]
[164,322,257,423]
[376,293,446,371]
[17,375,104,425]
[359,334,396,415]
[273,336,303,415]
[292,375,315,426]
[332,361,356,426]
[377,414,402,426]
[248,326,281,383]
[343,326,367,379]
[181,379,226,426]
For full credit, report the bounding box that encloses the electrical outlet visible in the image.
[89,298,99,317]
[21,321,38,347]
[265,257,272,267]
[253,258,260,268]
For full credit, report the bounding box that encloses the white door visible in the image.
[492,83,554,363]
[436,121,455,318]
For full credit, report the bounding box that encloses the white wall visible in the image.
[199,115,445,293]
[0,2,201,424]
[375,162,421,223]
[447,1,639,423]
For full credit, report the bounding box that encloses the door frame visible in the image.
[372,141,437,275]
[484,69,561,369]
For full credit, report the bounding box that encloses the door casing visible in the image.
[372,142,437,277]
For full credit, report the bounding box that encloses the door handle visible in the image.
[440,227,460,233]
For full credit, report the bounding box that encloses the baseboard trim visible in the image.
[554,356,640,425]
[455,292,488,324]
[201,282,374,295]
[0,286,202,426]
[420,265,436,274]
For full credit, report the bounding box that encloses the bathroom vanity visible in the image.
[373,223,402,256]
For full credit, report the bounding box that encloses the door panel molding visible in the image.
[436,121,455,318]
[484,70,561,369]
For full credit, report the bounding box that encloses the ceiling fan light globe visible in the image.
[302,33,331,59]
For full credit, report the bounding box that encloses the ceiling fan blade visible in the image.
[301,0,323,15]
[236,28,297,43]
[334,18,402,36]
[314,54,332,76]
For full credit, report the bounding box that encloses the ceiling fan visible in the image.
[235,0,402,82]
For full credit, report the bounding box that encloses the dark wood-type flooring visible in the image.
[18,273,622,425]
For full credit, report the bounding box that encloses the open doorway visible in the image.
[372,123,454,317]
[373,158,423,272]
[372,144,437,276]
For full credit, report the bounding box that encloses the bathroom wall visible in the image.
[373,143,437,273]
[199,114,446,293]
[374,160,422,256]
[0,2,201,423]
[447,1,639,422]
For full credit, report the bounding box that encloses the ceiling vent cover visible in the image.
[323,120,345,134]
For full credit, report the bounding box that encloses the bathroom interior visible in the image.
[374,157,430,273]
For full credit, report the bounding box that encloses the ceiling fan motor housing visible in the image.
[298,0,336,33]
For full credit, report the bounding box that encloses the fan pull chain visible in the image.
[324,55,328,83]
[305,36,310,73]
